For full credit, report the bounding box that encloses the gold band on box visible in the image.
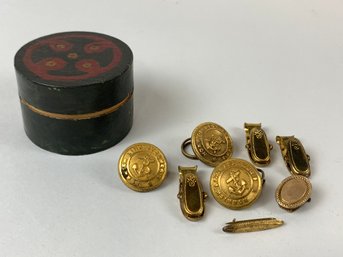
[20,92,133,121]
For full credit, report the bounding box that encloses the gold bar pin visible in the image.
[276,136,311,177]
[177,166,207,221]
[244,123,273,166]
[223,218,284,233]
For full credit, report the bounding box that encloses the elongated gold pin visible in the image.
[223,218,284,233]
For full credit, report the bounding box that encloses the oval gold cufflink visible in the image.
[275,175,312,212]
[181,122,233,167]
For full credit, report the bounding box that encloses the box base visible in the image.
[20,97,133,155]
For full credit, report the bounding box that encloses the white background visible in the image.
[1,0,342,256]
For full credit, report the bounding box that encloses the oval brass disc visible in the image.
[275,175,312,211]
[210,158,263,209]
[191,122,233,167]
[118,143,168,192]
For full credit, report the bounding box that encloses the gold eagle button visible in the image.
[275,175,312,212]
[118,143,168,192]
[210,158,264,209]
[181,122,233,167]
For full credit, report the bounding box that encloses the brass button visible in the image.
[118,143,168,192]
[181,122,233,167]
[275,175,312,212]
[210,158,264,209]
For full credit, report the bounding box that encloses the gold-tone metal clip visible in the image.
[276,136,311,177]
[177,166,207,221]
[244,123,272,166]
[223,218,284,233]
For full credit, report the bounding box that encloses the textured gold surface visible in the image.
[275,175,312,211]
[210,158,263,209]
[182,122,233,167]
[118,143,167,192]
[223,218,284,233]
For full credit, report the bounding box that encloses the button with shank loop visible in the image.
[181,122,233,167]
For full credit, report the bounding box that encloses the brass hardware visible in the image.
[118,143,168,192]
[257,168,266,185]
[275,175,312,212]
[223,218,284,233]
[276,136,311,177]
[177,166,207,221]
[210,158,264,209]
[244,123,272,166]
[181,122,233,167]
[181,138,198,160]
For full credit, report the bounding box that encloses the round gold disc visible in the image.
[191,122,233,167]
[210,158,263,209]
[118,143,168,192]
[275,175,312,211]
